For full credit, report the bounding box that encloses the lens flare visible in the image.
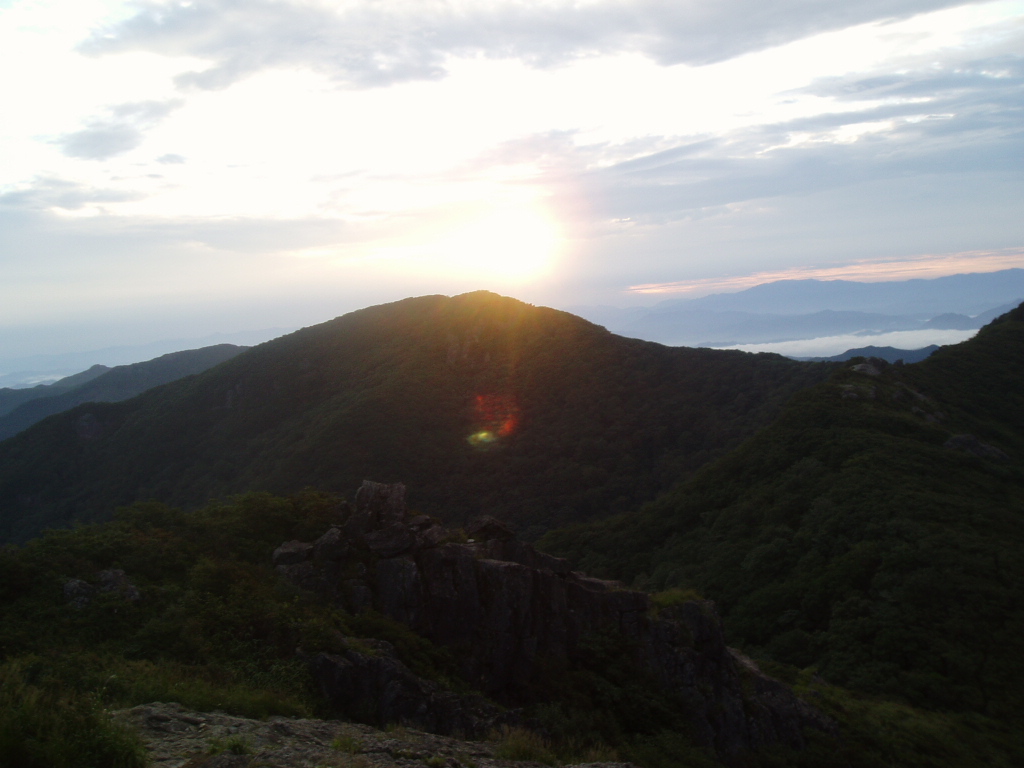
[467,394,519,447]
[467,430,497,446]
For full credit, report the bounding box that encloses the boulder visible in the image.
[416,525,449,548]
[365,523,415,558]
[355,480,407,528]
[273,540,313,566]
[313,527,349,563]
[467,516,515,542]
[63,578,95,609]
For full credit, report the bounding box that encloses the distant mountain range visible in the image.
[0,327,290,388]
[0,364,111,418]
[572,269,1024,347]
[796,344,940,363]
[0,344,246,442]
[652,269,1024,316]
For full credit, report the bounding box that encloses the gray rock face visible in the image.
[851,362,881,377]
[355,480,407,527]
[308,640,514,737]
[273,540,314,565]
[278,481,835,761]
[63,578,95,609]
[365,522,416,558]
[467,516,515,542]
[63,570,140,607]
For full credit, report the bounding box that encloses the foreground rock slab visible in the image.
[114,702,637,768]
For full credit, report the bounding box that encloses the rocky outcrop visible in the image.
[63,568,141,608]
[277,481,835,761]
[114,701,638,768]
[308,639,515,737]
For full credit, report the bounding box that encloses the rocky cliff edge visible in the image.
[275,481,835,762]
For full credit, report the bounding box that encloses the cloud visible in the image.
[0,178,145,210]
[570,49,1024,223]
[156,153,186,164]
[56,100,181,160]
[628,248,1024,294]
[80,0,990,90]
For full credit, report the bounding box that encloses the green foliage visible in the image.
[756,667,1024,768]
[622,730,719,768]
[3,478,1022,766]
[208,734,254,755]
[523,629,707,766]
[346,611,466,691]
[0,491,361,719]
[540,307,1024,720]
[0,658,147,768]
[490,726,558,766]
[331,733,363,754]
[0,292,830,544]
[650,587,702,610]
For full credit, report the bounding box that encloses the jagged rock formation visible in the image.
[62,568,141,609]
[276,481,835,762]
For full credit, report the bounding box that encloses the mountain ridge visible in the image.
[0,291,831,544]
[0,344,247,441]
[654,270,1024,316]
[570,271,1024,348]
[540,301,1024,716]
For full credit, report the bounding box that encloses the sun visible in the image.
[437,203,561,283]
[353,194,564,286]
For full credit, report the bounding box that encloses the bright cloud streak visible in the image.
[629,248,1024,295]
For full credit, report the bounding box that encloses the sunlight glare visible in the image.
[439,204,560,282]
[364,198,564,286]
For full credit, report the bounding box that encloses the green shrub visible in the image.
[331,733,362,753]
[208,734,253,755]
[490,726,557,766]
[650,587,702,610]
[0,659,147,768]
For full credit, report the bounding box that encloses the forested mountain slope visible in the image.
[0,365,110,417]
[541,303,1024,717]
[0,344,246,441]
[0,292,830,544]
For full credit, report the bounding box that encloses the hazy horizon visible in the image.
[1,268,1019,383]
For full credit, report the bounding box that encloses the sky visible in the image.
[1,0,1023,360]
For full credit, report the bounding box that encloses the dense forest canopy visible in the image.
[541,302,1024,717]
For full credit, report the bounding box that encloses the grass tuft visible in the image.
[0,659,148,768]
[331,733,362,754]
[490,725,557,766]
[208,734,254,755]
